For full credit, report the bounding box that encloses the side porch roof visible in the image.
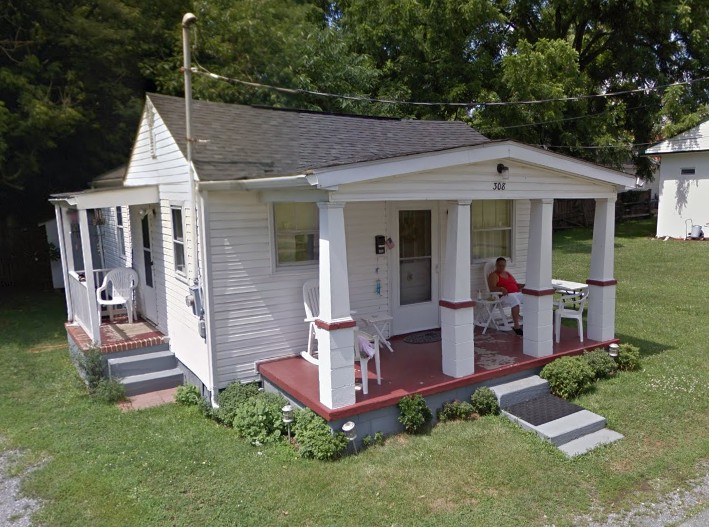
[50,185,159,210]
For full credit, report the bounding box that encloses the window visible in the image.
[273,203,319,266]
[172,207,186,275]
[116,206,126,257]
[471,200,513,260]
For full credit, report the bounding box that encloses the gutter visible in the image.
[196,174,311,191]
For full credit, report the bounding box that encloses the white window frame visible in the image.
[471,200,515,263]
[116,206,126,257]
[171,205,187,277]
[271,202,320,270]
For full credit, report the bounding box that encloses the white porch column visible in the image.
[523,198,554,357]
[587,197,617,341]
[440,200,475,377]
[316,202,356,409]
[78,209,101,345]
[55,206,73,321]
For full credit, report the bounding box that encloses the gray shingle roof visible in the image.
[147,93,489,181]
[90,165,126,188]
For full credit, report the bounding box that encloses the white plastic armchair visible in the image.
[554,290,589,343]
[355,329,381,395]
[301,279,320,365]
[96,268,139,323]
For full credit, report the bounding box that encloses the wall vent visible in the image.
[680,167,696,175]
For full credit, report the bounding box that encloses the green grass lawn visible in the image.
[1,218,707,527]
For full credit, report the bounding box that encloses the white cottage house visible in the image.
[645,118,709,238]
[52,93,634,416]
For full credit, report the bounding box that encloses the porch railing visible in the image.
[67,267,122,343]
[68,271,93,339]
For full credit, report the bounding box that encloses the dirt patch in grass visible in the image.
[576,463,709,527]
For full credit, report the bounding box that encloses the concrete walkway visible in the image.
[0,449,41,527]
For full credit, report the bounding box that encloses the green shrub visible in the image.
[232,392,287,445]
[214,382,260,425]
[175,384,202,406]
[540,356,595,399]
[437,400,478,422]
[197,397,216,420]
[582,348,618,379]
[617,343,641,371]
[79,347,106,392]
[92,378,126,404]
[470,387,500,416]
[397,394,432,434]
[293,409,348,460]
[362,432,386,448]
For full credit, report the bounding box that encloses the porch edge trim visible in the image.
[586,279,618,287]
[314,318,357,331]
[521,288,555,297]
[438,299,476,309]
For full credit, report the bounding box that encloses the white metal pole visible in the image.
[182,12,199,286]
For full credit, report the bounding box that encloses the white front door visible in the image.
[391,203,440,335]
[136,212,158,324]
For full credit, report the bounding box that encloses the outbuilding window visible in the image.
[471,200,513,260]
[171,207,186,275]
[273,203,319,266]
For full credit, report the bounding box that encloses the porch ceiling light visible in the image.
[608,343,620,359]
[496,163,510,179]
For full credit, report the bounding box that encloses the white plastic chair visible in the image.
[96,268,139,323]
[476,260,514,331]
[355,329,382,395]
[301,279,320,365]
[554,290,589,343]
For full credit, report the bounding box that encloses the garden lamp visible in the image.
[608,343,619,359]
[342,421,357,454]
[282,404,293,441]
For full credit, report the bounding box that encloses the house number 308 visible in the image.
[493,182,506,190]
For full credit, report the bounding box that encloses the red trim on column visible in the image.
[438,299,476,309]
[586,279,618,287]
[521,288,555,297]
[314,318,356,331]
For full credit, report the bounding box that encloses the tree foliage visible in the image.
[2,0,708,225]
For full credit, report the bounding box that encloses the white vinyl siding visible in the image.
[123,99,209,387]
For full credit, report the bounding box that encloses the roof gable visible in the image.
[147,93,489,182]
[645,119,709,154]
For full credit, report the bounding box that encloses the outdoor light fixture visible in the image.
[608,343,620,359]
[282,404,293,441]
[342,421,357,454]
[496,163,509,174]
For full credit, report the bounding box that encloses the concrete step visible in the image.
[121,368,183,397]
[108,350,176,378]
[531,410,606,446]
[558,428,624,457]
[490,375,550,408]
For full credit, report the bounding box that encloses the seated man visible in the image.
[487,257,524,336]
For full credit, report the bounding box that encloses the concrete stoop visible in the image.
[490,375,623,457]
[108,349,182,397]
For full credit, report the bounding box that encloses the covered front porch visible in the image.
[51,185,160,347]
[260,325,617,421]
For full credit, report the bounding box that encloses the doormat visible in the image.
[504,394,584,426]
[403,330,441,344]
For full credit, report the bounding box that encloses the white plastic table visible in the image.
[360,313,394,352]
[551,279,588,294]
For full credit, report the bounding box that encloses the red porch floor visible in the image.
[66,317,169,354]
[258,326,617,421]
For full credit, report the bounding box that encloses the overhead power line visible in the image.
[191,64,709,108]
